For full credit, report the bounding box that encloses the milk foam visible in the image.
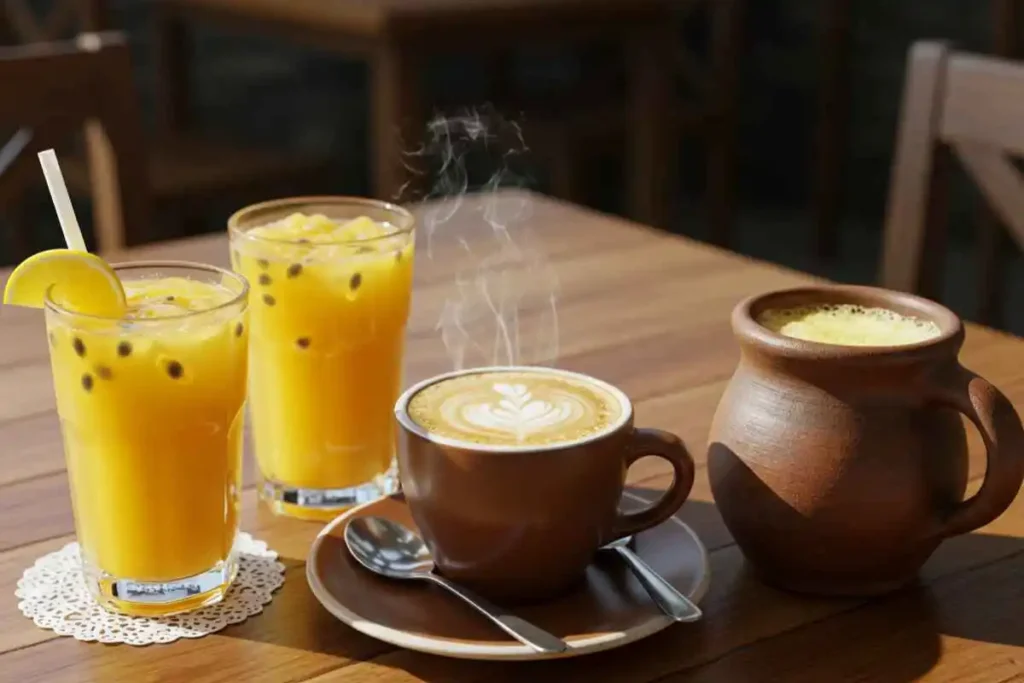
[757,303,942,347]
[407,371,623,447]
[458,383,580,440]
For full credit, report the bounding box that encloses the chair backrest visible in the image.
[0,32,151,253]
[880,41,1024,317]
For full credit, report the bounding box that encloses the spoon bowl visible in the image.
[344,516,435,578]
[344,516,569,654]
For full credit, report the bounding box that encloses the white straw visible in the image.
[38,149,87,252]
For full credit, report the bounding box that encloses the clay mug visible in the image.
[394,366,696,604]
[708,285,1024,596]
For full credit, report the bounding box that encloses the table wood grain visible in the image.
[2,191,1023,682]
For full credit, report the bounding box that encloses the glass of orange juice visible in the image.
[44,261,249,616]
[228,197,415,520]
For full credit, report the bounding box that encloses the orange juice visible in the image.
[45,263,248,616]
[229,198,415,519]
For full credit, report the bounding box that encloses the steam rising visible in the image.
[401,107,559,370]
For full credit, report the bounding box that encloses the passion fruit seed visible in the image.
[117,341,132,357]
[296,337,311,349]
[72,337,86,357]
[286,263,302,278]
[258,274,272,286]
[166,295,175,302]
[263,294,276,307]
[81,373,94,392]
[95,365,113,380]
[350,273,362,291]
[235,322,244,337]
[257,259,270,270]
[167,360,184,379]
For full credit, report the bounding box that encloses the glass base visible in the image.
[83,552,239,618]
[260,469,399,521]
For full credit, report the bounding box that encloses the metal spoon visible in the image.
[604,536,702,622]
[344,516,569,654]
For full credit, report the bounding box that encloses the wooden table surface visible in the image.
[3,191,1024,682]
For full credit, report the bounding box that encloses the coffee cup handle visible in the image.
[611,428,696,540]
[929,365,1024,538]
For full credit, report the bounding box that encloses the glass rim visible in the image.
[227,195,416,246]
[44,260,249,324]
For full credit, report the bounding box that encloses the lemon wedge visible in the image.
[3,249,127,317]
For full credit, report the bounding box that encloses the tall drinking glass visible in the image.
[45,262,249,617]
[228,197,415,520]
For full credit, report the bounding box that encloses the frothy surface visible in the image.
[248,212,395,243]
[122,277,236,319]
[757,304,941,347]
[235,212,412,270]
[407,370,623,447]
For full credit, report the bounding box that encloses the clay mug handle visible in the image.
[929,365,1024,538]
[611,428,696,540]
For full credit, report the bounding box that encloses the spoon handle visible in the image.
[424,574,568,654]
[613,545,703,622]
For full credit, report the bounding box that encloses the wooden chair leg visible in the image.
[484,50,515,103]
[706,0,744,247]
[625,24,675,230]
[371,40,425,203]
[153,5,191,133]
[812,0,852,261]
[547,137,585,205]
[976,212,1009,327]
[3,201,33,261]
[80,0,111,31]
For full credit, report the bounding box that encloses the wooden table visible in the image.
[3,191,1024,681]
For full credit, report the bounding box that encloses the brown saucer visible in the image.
[306,489,710,661]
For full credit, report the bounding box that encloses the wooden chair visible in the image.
[1,0,332,244]
[879,40,1024,324]
[976,0,1021,326]
[819,1,1023,268]
[0,32,151,255]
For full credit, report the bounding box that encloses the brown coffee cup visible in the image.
[708,285,1024,596]
[394,365,695,604]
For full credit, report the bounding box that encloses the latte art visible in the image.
[456,383,583,441]
[407,370,624,447]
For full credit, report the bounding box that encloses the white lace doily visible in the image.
[15,532,285,646]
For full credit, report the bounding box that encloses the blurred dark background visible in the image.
[3,0,1021,333]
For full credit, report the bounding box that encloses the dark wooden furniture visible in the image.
[817,1,1023,280]
[0,32,151,254]
[154,0,743,240]
[0,0,332,246]
[976,0,1021,326]
[2,190,1024,680]
[812,0,852,260]
[0,0,106,42]
[880,40,1024,322]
